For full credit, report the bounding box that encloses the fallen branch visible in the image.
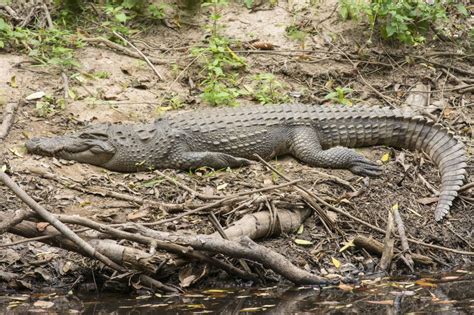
[353,236,433,265]
[416,56,474,77]
[56,214,258,281]
[248,161,474,256]
[0,5,19,20]
[209,212,252,275]
[0,102,21,141]
[126,224,334,285]
[41,2,53,29]
[459,181,474,193]
[0,212,178,291]
[379,209,395,271]
[61,72,69,99]
[254,154,337,232]
[154,170,222,200]
[215,207,312,240]
[0,171,122,270]
[112,31,164,81]
[0,209,34,235]
[0,171,177,292]
[27,166,189,213]
[392,206,414,272]
[139,179,301,226]
[82,37,168,65]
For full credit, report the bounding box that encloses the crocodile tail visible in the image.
[398,115,467,221]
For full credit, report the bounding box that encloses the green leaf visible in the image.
[0,17,10,32]
[324,92,337,100]
[339,239,355,252]
[115,12,128,23]
[456,4,468,17]
[244,0,254,9]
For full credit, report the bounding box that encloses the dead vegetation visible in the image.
[0,0,473,298]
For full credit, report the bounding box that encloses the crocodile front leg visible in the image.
[176,151,255,170]
[289,127,382,177]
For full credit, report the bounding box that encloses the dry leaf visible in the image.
[339,239,355,252]
[381,152,391,163]
[26,91,45,101]
[331,257,341,269]
[296,224,304,234]
[179,265,207,288]
[216,183,228,191]
[338,283,354,291]
[36,222,50,232]
[127,210,149,221]
[294,239,313,246]
[416,279,437,288]
[10,75,17,88]
[366,300,394,305]
[33,301,54,308]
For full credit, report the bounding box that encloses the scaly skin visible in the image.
[26,104,468,221]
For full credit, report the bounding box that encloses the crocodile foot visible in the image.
[349,157,383,177]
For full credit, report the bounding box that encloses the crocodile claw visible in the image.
[349,158,383,177]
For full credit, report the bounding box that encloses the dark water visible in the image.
[1,271,473,314]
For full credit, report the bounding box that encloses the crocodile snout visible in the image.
[25,137,42,152]
[25,136,66,155]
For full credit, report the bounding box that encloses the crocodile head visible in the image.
[26,124,117,169]
[26,123,164,172]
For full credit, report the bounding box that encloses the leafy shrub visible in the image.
[339,0,467,44]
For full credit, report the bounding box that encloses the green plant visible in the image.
[101,0,169,35]
[191,0,246,106]
[94,71,111,79]
[338,0,457,44]
[324,86,353,106]
[35,95,66,117]
[0,20,82,70]
[247,73,289,105]
[286,25,307,46]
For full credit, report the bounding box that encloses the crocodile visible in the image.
[25,104,467,221]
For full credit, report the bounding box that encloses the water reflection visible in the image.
[1,271,473,314]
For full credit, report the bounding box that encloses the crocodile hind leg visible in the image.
[289,127,383,177]
[176,151,255,170]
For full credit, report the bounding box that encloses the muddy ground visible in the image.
[0,0,473,297]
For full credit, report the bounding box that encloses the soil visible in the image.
[0,0,473,296]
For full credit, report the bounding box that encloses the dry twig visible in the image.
[353,236,433,265]
[254,154,337,232]
[27,167,188,212]
[0,171,177,292]
[379,209,395,271]
[392,207,414,272]
[139,179,301,226]
[209,212,252,274]
[0,102,21,141]
[126,224,334,285]
[112,31,164,81]
[57,214,258,281]
[0,209,34,235]
[82,37,168,65]
[154,170,221,200]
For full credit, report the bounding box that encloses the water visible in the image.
[1,271,473,314]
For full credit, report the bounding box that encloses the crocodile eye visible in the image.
[79,132,109,140]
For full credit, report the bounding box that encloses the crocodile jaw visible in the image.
[25,136,116,167]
